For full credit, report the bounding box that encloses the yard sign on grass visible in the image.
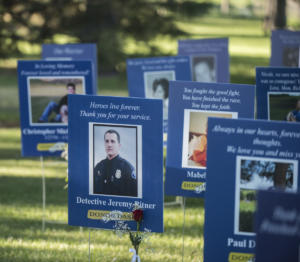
[68,95,164,232]
[178,38,230,83]
[203,117,300,262]
[270,30,300,67]
[165,81,254,198]
[256,67,300,121]
[18,60,94,156]
[42,43,98,95]
[255,190,300,262]
[126,56,191,135]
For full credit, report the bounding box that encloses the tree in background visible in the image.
[240,160,294,190]
[220,0,230,14]
[274,0,287,28]
[0,0,212,72]
[263,0,300,32]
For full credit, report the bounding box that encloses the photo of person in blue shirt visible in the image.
[286,99,300,122]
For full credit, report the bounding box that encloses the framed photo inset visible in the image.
[89,123,142,198]
[28,77,85,126]
[181,109,238,169]
[282,46,299,67]
[268,92,300,122]
[144,71,175,120]
[234,156,298,236]
[191,55,216,82]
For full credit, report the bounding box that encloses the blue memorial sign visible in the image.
[42,43,98,94]
[68,95,163,232]
[178,38,229,83]
[256,67,300,121]
[270,30,300,67]
[18,60,94,156]
[204,117,300,262]
[255,190,300,262]
[165,81,254,198]
[126,56,191,134]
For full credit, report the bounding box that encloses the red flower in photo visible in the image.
[132,209,143,222]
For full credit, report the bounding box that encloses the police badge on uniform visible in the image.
[115,169,122,179]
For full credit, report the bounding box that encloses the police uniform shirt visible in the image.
[94,155,137,197]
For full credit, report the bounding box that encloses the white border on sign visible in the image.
[181,109,238,169]
[234,155,298,236]
[89,122,143,198]
[143,70,176,98]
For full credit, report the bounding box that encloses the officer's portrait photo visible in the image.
[28,77,85,125]
[89,123,142,198]
[191,55,216,83]
[144,70,175,120]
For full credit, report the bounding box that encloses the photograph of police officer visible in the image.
[191,55,216,83]
[92,125,141,197]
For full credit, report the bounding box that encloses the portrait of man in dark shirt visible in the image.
[38,82,76,123]
[93,129,137,197]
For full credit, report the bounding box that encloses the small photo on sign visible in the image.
[282,46,299,67]
[28,77,85,125]
[182,110,237,169]
[191,55,216,82]
[89,123,142,198]
[268,92,300,122]
[144,70,175,120]
[234,156,298,235]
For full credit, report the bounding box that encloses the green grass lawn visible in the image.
[239,189,256,233]
[0,7,298,261]
[0,128,204,262]
[31,96,62,123]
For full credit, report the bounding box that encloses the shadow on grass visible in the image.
[231,55,269,85]
[0,216,82,240]
[0,148,22,159]
[0,241,89,262]
[0,176,67,206]
[0,214,203,245]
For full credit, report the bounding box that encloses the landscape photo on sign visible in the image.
[191,55,216,82]
[234,156,298,235]
[268,92,300,122]
[89,123,142,198]
[181,110,237,169]
[143,70,175,120]
[28,77,84,125]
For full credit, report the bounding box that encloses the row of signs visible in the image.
[19,30,300,157]
[17,30,300,261]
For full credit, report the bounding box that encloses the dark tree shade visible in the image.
[274,0,287,29]
[0,0,212,71]
[273,162,289,189]
[240,159,293,190]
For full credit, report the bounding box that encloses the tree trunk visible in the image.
[274,0,286,29]
[221,0,230,14]
[263,0,275,33]
[273,163,288,189]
